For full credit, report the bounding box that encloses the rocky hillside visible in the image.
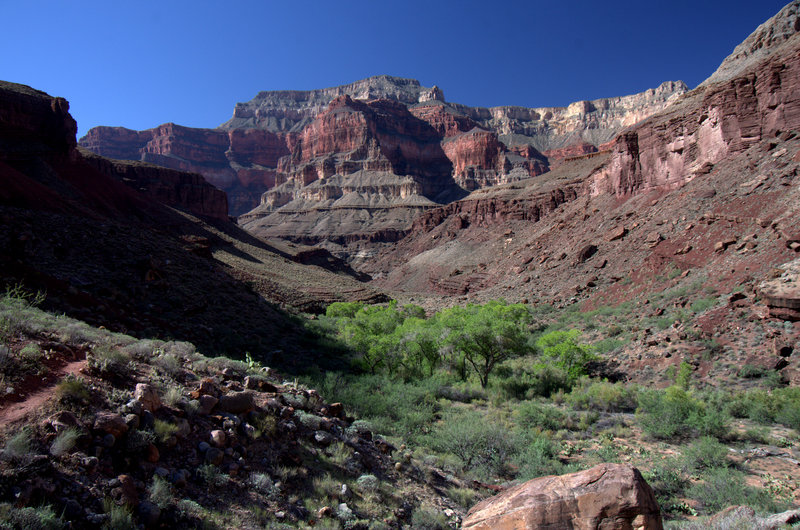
[0,80,387,364]
[367,1,800,388]
[0,293,471,528]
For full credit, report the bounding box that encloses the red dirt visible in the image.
[0,352,87,426]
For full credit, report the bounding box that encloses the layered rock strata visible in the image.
[80,74,686,245]
[80,124,289,215]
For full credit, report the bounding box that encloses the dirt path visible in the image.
[0,359,87,426]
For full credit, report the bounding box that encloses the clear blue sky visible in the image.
[1,0,789,137]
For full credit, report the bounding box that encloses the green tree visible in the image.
[439,301,532,388]
[536,330,596,383]
[338,301,405,374]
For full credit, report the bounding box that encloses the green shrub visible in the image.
[0,503,63,529]
[153,419,179,444]
[493,359,571,399]
[514,401,568,431]
[536,330,596,383]
[636,386,728,441]
[566,379,637,412]
[410,505,449,530]
[642,458,687,514]
[54,375,90,405]
[512,433,568,480]
[148,476,174,509]
[87,345,131,377]
[325,301,365,319]
[446,487,478,510]
[427,411,514,478]
[681,436,729,473]
[102,498,135,530]
[687,467,785,514]
[690,297,717,313]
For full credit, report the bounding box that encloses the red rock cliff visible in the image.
[589,34,800,197]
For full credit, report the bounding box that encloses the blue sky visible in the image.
[1,1,789,137]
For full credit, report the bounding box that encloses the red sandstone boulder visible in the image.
[462,463,662,530]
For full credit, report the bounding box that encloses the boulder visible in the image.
[93,412,128,439]
[134,383,161,412]
[462,463,662,530]
[218,391,255,414]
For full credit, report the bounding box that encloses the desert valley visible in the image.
[1,2,800,529]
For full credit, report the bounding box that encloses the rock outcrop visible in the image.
[759,257,800,320]
[702,1,800,86]
[589,17,800,197]
[80,123,289,215]
[462,463,662,530]
[79,147,229,221]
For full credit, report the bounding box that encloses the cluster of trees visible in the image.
[323,300,596,388]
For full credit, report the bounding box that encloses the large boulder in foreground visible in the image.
[462,463,662,530]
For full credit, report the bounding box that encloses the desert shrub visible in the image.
[50,427,80,457]
[772,386,800,430]
[2,429,33,462]
[446,487,478,510]
[566,379,638,412]
[690,297,718,313]
[681,436,729,473]
[410,505,449,530]
[356,474,379,493]
[122,339,164,361]
[643,458,687,513]
[153,353,182,378]
[427,410,515,479]
[636,386,728,441]
[0,503,63,529]
[125,429,155,454]
[592,337,627,355]
[318,374,438,442]
[102,498,135,530]
[197,464,228,488]
[687,467,785,514]
[512,433,567,480]
[87,345,132,377]
[295,410,323,430]
[162,386,184,408]
[153,419,179,444]
[148,476,174,509]
[493,358,572,399]
[737,364,768,379]
[434,383,486,403]
[19,343,42,363]
[514,401,568,431]
[725,387,800,429]
[248,473,277,497]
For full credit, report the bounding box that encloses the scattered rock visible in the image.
[93,412,128,439]
[134,383,161,412]
[210,430,227,448]
[605,226,628,242]
[575,244,598,263]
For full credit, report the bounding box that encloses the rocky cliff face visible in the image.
[80,74,685,239]
[80,124,289,216]
[78,147,229,221]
